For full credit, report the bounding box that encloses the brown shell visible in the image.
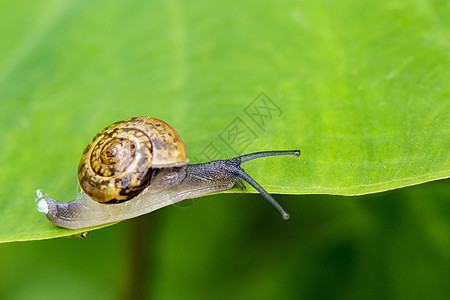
[78,116,188,203]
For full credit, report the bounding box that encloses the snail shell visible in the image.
[77,116,188,203]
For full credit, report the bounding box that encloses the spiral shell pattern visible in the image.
[78,117,188,203]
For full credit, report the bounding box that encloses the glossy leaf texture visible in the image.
[0,0,448,242]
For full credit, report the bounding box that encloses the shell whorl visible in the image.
[78,116,188,203]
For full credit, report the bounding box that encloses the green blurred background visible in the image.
[1,181,449,299]
[1,0,449,299]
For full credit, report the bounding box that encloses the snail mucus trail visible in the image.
[36,117,300,230]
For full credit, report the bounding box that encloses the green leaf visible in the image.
[0,0,448,243]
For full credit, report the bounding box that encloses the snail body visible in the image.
[36,117,300,229]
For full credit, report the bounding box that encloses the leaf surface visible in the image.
[0,0,448,242]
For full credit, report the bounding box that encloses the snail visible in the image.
[36,116,300,229]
